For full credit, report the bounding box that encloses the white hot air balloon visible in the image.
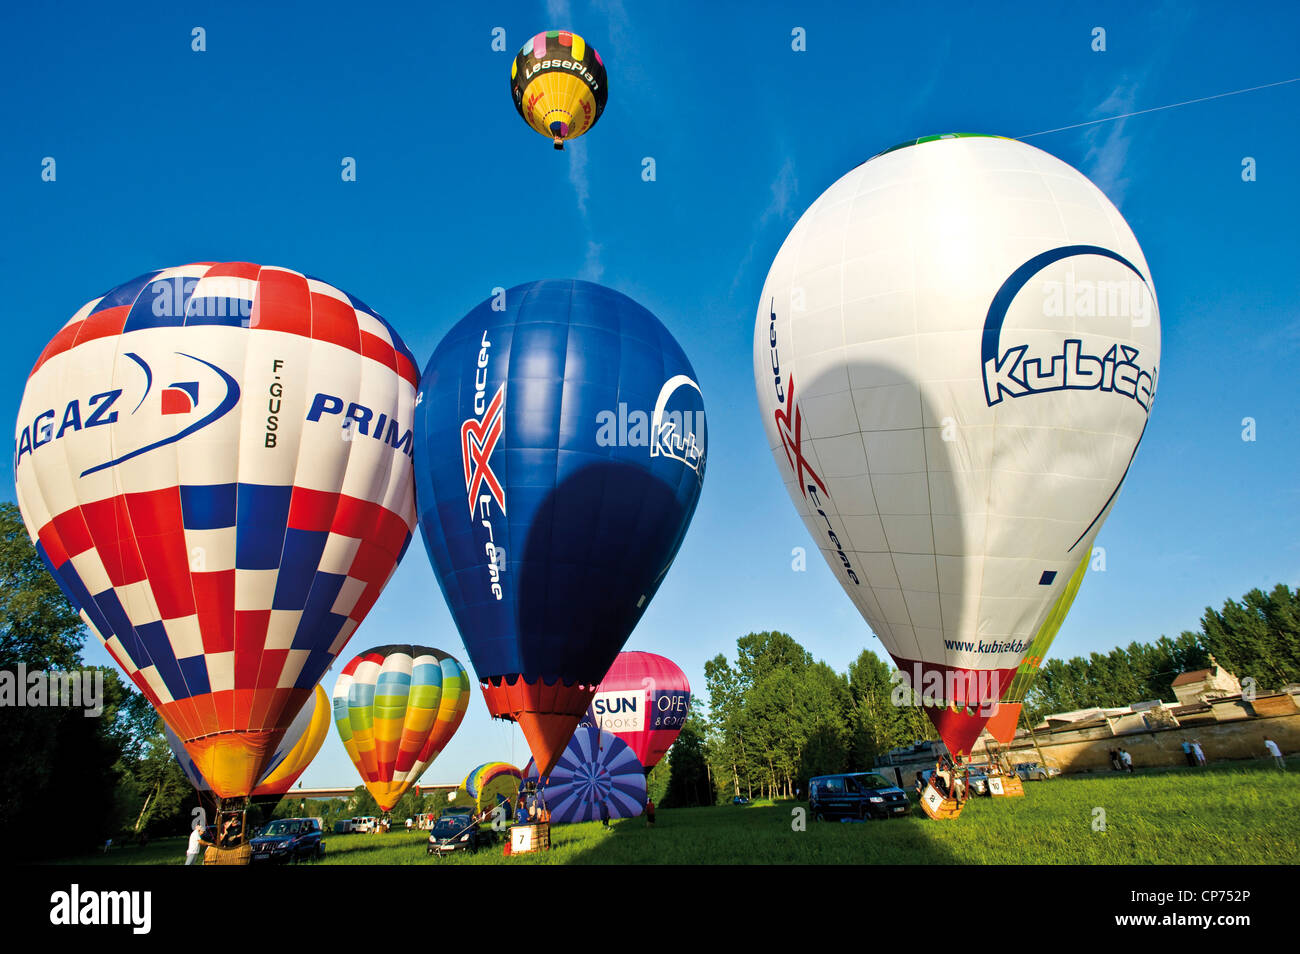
[753,134,1160,756]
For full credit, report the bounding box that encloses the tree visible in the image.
[662,711,711,807]
[0,501,86,669]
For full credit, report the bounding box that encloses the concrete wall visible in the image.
[992,710,1300,773]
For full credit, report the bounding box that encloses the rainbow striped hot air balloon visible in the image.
[461,761,523,813]
[332,645,469,812]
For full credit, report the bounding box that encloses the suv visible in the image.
[809,773,909,820]
[249,817,324,863]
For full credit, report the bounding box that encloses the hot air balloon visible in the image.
[414,280,707,778]
[753,134,1160,759]
[523,726,647,823]
[14,262,419,801]
[332,645,469,812]
[166,683,331,801]
[461,761,523,813]
[578,650,690,773]
[511,30,608,149]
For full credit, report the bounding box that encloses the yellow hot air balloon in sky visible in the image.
[511,29,608,150]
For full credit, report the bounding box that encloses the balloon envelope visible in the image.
[523,726,647,823]
[511,30,608,147]
[414,280,707,776]
[753,135,1160,756]
[166,683,330,799]
[578,651,690,771]
[14,263,419,796]
[461,761,523,811]
[332,644,470,812]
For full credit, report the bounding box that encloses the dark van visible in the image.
[809,773,909,820]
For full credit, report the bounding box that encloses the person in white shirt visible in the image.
[1192,741,1206,767]
[186,825,205,865]
[1265,739,1285,771]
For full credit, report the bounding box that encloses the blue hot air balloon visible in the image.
[414,280,706,776]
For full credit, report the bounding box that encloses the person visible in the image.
[405,817,413,832]
[645,798,656,827]
[600,801,611,830]
[185,824,204,866]
[1120,749,1133,773]
[914,771,926,797]
[1265,738,1285,771]
[1181,739,1195,767]
[1110,748,1121,771]
[219,813,242,848]
[934,759,952,798]
[516,794,528,824]
[1193,740,1206,767]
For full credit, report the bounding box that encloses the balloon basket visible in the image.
[507,822,551,855]
[919,781,964,821]
[202,843,253,866]
[987,775,1025,798]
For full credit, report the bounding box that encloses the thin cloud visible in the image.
[732,156,799,293]
[580,240,604,282]
[567,138,591,217]
[1082,83,1139,207]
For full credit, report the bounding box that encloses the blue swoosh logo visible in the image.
[979,246,1154,557]
[980,244,1149,373]
[124,352,153,413]
[80,352,241,477]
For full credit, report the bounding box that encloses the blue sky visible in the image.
[2,1,1297,788]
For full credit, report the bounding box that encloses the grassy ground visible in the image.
[49,758,1300,865]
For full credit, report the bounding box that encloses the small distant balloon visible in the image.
[511,30,608,149]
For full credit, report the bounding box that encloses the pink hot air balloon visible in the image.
[578,651,690,773]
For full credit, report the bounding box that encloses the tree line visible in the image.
[659,584,1300,806]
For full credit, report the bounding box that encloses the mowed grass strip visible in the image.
[48,759,1300,865]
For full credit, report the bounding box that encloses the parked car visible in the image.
[731,796,750,806]
[963,763,992,796]
[427,815,495,855]
[809,773,909,820]
[1013,761,1061,781]
[250,817,324,863]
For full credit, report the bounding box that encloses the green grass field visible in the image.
[53,759,1300,865]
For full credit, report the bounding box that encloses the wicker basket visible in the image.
[203,843,253,866]
[919,781,964,820]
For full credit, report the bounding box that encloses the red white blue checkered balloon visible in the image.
[14,262,418,797]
